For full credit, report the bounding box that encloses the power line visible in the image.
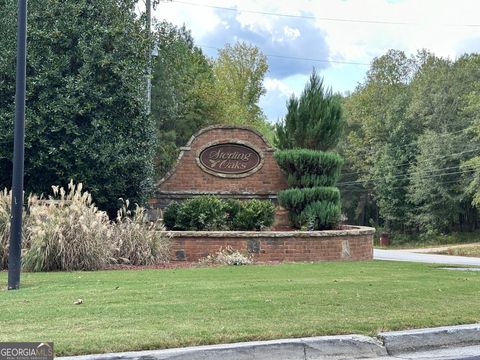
[337,162,480,187]
[171,0,480,28]
[200,45,370,66]
[340,146,479,178]
[342,177,465,194]
[340,129,473,177]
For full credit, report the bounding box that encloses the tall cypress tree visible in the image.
[275,70,344,151]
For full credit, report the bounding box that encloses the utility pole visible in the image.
[146,0,152,115]
[8,0,28,290]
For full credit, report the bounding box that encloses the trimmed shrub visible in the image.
[162,201,180,230]
[275,149,343,187]
[275,149,343,230]
[231,199,275,231]
[224,198,242,228]
[175,196,228,231]
[163,196,276,231]
[299,201,341,230]
[278,187,340,215]
[112,201,170,266]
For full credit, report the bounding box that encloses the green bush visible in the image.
[224,198,242,228]
[275,149,343,187]
[175,196,228,231]
[163,196,276,231]
[0,1,155,216]
[231,199,275,231]
[299,201,341,230]
[162,201,181,230]
[278,187,340,215]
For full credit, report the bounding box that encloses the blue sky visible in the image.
[152,0,480,123]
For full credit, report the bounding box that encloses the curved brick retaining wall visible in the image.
[166,226,375,262]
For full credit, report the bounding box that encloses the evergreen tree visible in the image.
[275,70,344,151]
[0,0,154,215]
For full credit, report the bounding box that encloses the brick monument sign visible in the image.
[151,125,288,214]
[151,125,374,262]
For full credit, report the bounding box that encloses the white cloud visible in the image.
[264,77,294,97]
[153,0,480,121]
[152,1,221,39]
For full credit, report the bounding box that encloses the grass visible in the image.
[376,231,480,248]
[435,244,480,257]
[1,261,480,356]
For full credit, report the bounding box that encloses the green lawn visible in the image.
[1,261,479,356]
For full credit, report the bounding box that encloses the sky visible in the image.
[151,0,480,123]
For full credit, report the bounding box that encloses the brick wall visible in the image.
[168,226,374,262]
[151,125,288,209]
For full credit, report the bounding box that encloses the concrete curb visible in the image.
[378,323,480,355]
[58,335,387,360]
[57,324,480,360]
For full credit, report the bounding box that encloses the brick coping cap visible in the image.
[184,124,273,148]
[162,225,375,238]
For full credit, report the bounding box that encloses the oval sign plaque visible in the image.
[199,143,262,176]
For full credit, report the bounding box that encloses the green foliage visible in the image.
[275,149,343,187]
[275,70,344,151]
[162,201,181,230]
[231,199,275,231]
[339,50,480,234]
[1,261,480,356]
[0,0,155,216]
[224,198,242,228]
[175,196,228,231]
[299,201,341,231]
[213,41,269,126]
[278,187,341,229]
[151,22,220,179]
[163,196,275,231]
[278,187,340,214]
[275,149,343,230]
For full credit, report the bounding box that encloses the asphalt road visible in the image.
[374,249,480,266]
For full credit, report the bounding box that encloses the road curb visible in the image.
[378,323,480,355]
[57,324,480,360]
[58,335,386,360]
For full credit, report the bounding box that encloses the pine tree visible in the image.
[275,70,344,151]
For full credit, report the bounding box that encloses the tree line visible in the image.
[2,0,480,236]
[339,50,480,236]
[0,1,272,215]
